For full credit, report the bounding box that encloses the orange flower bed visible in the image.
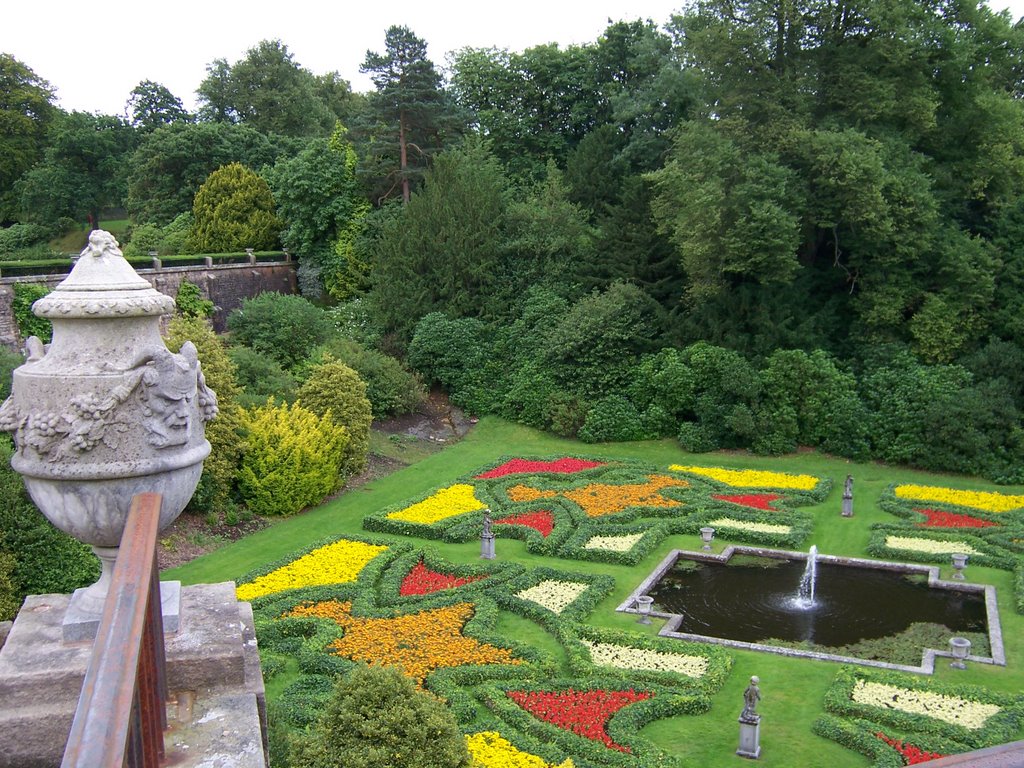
[285,600,521,685]
[506,475,688,518]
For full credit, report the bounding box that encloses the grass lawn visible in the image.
[165,417,1024,767]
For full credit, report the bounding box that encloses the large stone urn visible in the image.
[0,231,216,638]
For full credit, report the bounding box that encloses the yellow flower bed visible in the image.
[707,517,792,535]
[387,483,486,524]
[669,465,819,490]
[236,539,388,601]
[467,731,574,768]
[667,466,819,489]
[894,484,1024,513]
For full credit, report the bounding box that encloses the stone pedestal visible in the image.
[0,582,267,768]
[481,534,496,559]
[842,496,853,517]
[737,715,761,759]
[62,580,181,642]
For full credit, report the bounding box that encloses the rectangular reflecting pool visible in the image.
[620,546,1005,674]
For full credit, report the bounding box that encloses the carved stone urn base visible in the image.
[63,576,181,642]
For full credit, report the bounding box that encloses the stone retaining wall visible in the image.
[0,261,297,349]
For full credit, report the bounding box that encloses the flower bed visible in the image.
[894,484,1024,514]
[670,465,821,491]
[515,579,591,616]
[915,509,998,529]
[712,493,783,510]
[579,639,708,679]
[387,483,486,524]
[236,537,389,601]
[506,474,688,518]
[507,687,653,752]
[582,533,645,552]
[706,517,792,536]
[822,666,1024,749]
[496,510,555,538]
[476,457,605,479]
[465,731,574,768]
[285,599,522,685]
[883,536,981,556]
[400,559,487,596]
[874,732,947,764]
[850,680,1000,730]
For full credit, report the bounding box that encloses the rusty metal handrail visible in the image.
[61,492,168,768]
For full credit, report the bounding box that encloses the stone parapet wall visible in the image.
[0,261,297,349]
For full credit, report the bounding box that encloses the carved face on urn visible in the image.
[137,344,202,448]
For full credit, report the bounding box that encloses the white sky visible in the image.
[4,0,1024,117]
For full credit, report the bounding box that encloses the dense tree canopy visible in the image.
[0,54,55,222]
[4,5,1024,480]
[197,40,348,137]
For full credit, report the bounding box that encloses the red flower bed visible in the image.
[915,508,998,529]
[476,457,605,479]
[712,493,783,511]
[399,560,486,596]
[875,732,948,765]
[507,688,652,752]
[495,510,555,537]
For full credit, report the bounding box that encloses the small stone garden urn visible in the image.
[951,552,969,580]
[635,595,654,624]
[700,526,715,551]
[0,231,217,637]
[949,637,971,670]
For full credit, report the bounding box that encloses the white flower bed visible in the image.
[515,579,590,615]
[851,680,1000,730]
[706,517,792,535]
[583,533,644,552]
[581,639,708,678]
[885,536,980,556]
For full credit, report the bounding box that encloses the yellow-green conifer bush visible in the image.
[165,315,244,513]
[238,400,348,517]
[296,357,372,479]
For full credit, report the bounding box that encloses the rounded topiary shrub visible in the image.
[578,394,647,443]
[296,358,372,478]
[289,664,470,768]
[238,400,348,516]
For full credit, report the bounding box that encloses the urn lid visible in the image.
[33,230,175,318]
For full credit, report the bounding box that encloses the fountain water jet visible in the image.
[796,545,818,608]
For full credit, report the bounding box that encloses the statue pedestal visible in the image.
[737,715,761,759]
[481,534,495,559]
[0,582,267,768]
[842,496,853,517]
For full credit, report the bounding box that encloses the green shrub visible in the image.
[408,313,498,413]
[578,395,647,443]
[0,347,23,401]
[228,346,297,408]
[188,162,281,253]
[0,223,53,257]
[542,281,663,401]
[11,283,52,343]
[756,349,869,458]
[0,441,98,598]
[165,316,243,513]
[290,665,471,768]
[0,552,20,621]
[174,281,214,319]
[310,337,425,418]
[226,292,334,370]
[296,358,372,478]
[238,400,348,516]
[677,341,760,450]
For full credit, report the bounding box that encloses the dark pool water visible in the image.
[648,556,987,647]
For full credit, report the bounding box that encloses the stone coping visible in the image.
[618,545,1005,675]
